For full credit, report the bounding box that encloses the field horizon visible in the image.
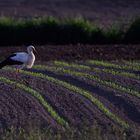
[0,0,140,26]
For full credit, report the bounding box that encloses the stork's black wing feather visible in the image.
[0,53,24,69]
[7,53,17,59]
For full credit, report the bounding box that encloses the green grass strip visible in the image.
[91,67,140,80]
[44,61,140,80]
[0,76,68,127]
[4,67,129,129]
[34,63,140,81]
[52,61,91,70]
[87,60,140,71]
[34,65,140,98]
[123,60,140,67]
[46,60,140,80]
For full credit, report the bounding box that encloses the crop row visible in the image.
[87,60,140,71]
[4,67,129,128]
[34,65,140,98]
[52,61,91,70]
[48,61,140,80]
[0,76,68,127]
[92,68,140,80]
[123,60,140,67]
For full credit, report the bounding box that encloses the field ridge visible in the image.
[0,76,68,127]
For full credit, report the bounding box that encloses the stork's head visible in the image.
[27,45,36,53]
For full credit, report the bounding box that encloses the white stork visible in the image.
[0,45,36,77]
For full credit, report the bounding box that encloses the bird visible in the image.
[0,45,36,77]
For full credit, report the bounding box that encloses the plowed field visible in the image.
[0,45,140,139]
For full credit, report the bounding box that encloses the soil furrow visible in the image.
[3,70,113,128]
[41,65,140,110]
[0,72,61,131]
[33,69,140,125]
[88,71,140,92]
[87,64,140,75]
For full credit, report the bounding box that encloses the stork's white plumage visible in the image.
[0,45,36,71]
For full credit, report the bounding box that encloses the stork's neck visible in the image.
[27,50,33,55]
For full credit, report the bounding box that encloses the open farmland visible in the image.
[0,0,140,139]
[0,46,140,139]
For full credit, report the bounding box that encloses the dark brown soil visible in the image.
[36,68,140,126]
[88,70,140,92]
[0,78,58,132]
[37,45,140,61]
[0,70,113,130]
[0,45,140,62]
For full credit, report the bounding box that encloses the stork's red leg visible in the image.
[16,69,20,79]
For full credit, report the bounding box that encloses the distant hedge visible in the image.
[124,17,140,43]
[0,16,139,45]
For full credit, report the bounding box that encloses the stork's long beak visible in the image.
[33,48,40,57]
